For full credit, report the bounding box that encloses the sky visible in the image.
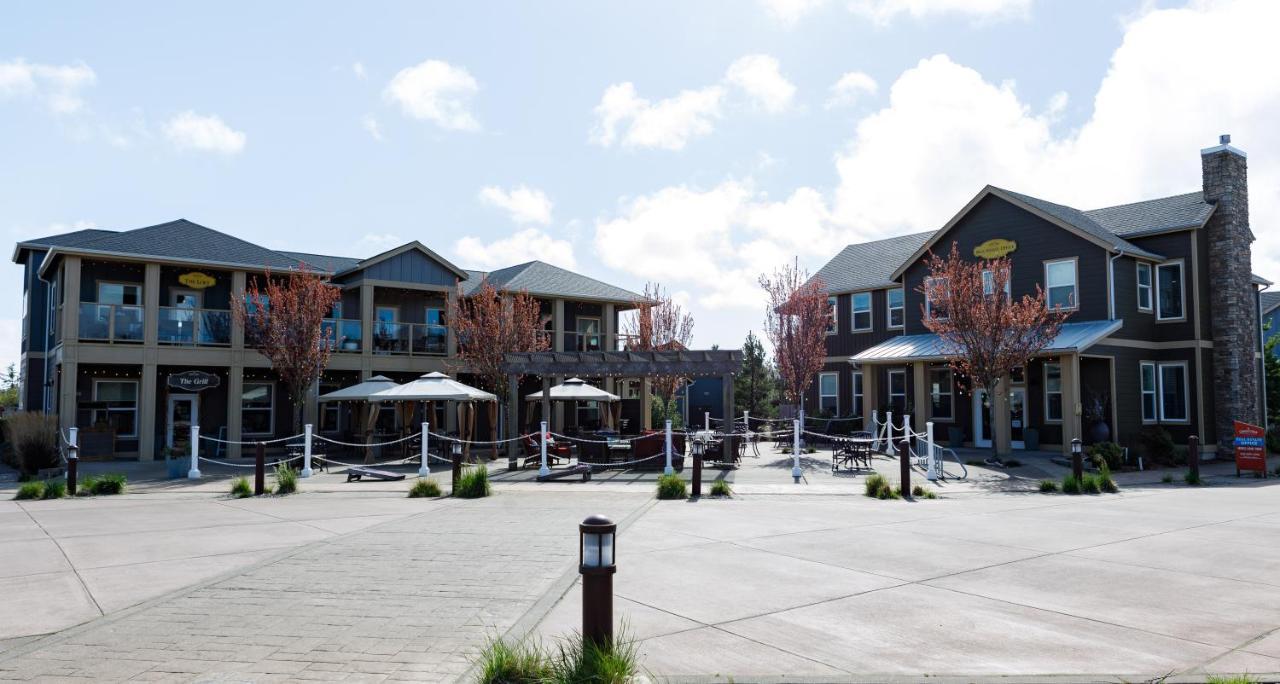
[3,0,1280,369]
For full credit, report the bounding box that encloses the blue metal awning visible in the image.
[850,319,1122,364]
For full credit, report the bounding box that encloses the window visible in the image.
[887,288,904,328]
[98,282,141,306]
[1136,262,1153,312]
[92,379,138,438]
[826,297,838,335]
[928,368,953,420]
[924,277,949,320]
[851,371,863,417]
[851,292,872,331]
[330,300,343,319]
[888,369,907,415]
[1140,362,1157,422]
[241,382,275,436]
[818,372,838,414]
[1044,363,1063,422]
[1156,261,1184,320]
[1158,363,1189,422]
[982,268,1010,298]
[576,317,601,351]
[1045,259,1077,309]
[319,381,341,433]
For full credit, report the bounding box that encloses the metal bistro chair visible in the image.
[833,431,873,472]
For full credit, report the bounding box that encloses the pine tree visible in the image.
[734,332,778,418]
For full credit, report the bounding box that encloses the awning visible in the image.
[850,319,1122,364]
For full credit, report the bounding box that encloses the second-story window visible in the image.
[826,297,838,335]
[1136,262,1153,312]
[924,277,949,320]
[1156,261,1184,320]
[851,292,871,331]
[887,288,904,329]
[577,317,601,351]
[1044,259,1077,310]
[982,267,1011,298]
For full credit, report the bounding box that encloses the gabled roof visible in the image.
[463,261,642,304]
[334,241,469,280]
[812,231,934,294]
[277,251,361,274]
[1262,291,1280,315]
[851,319,1122,364]
[1082,191,1214,237]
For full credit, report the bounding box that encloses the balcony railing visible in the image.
[372,322,448,356]
[78,303,144,343]
[322,318,363,352]
[158,307,231,346]
[564,331,604,352]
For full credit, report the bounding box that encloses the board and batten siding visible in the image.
[361,249,459,287]
[825,288,904,358]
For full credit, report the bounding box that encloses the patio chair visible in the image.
[521,435,569,469]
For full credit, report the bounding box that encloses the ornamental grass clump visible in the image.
[474,637,553,684]
[409,478,442,498]
[709,479,732,497]
[274,463,298,495]
[14,480,44,500]
[454,466,490,498]
[1038,479,1059,493]
[656,473,687,500]
[550,632,641,684]
[230,477,252,498]
[911,484,937,499]
[1061,474,1082,495]
[1079,472,1102,494]
[1184,470,1203,486]
[1097,463,1119,493]
[89,473,126,495]
[41,479,66,499]
[864,472,891,498]
[3,412,60,477]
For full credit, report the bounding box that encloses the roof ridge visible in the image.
[1083,190,1204,214]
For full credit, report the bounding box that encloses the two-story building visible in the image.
[808,136,1268,457]
[13,220,643,460]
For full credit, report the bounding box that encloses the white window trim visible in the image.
[1043,362,1063,423]
[1155,260,1186,322]
[241,381,276,437]
[826,297,838,335]
[818,372,839,414]
[851,292,872,332]
[1156,361,1191,423]
[982,268,1011,298]
[97,281,143,307]
[92,378,139,438]
[888,369,907,413]
[1139,361,1158,423]
[924,278,949,320]
[1136,262,1153,313]
[928,367,954,421]
[1043,258,1078,311]
[851,371,863,418]
[886,288,904,329]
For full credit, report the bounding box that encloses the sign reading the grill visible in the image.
[167,370,221,392]
[973,239,1018,259]
[178,272,216,289]
[1233,420,1268,476]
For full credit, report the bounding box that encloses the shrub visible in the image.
[274,463,298,495]
[1061,475,1081,495]
[1039,479,1059,493]
[551,632,641,684]
[14,480,44,500]
[474,638,553,684]
[409,478,442,498]
[230,477,252,498]
[911,484,936,499]
[76,474,98,496]
[709,479,732,497]
[3,412,60,477]
[454,466,490,498]
[1097,463,1119,493]
[89,473,126,495]
[656,473,687,500]
[41,479,66,499]
[1184,470,1202,486]
[864,473,891,498]
[1138,426,1176,466]
[1087,442,1125,470]
[1079,473,1102,494]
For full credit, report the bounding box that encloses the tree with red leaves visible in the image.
[449,278,549,461]
[232,264,342,435]
[623,282,695,425]
[919,243,1071,460]
[760,260,829,416]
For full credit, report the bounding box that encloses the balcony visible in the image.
[158,307,231,346]
[78,303,144,343]
[564,331,604,352]
[372,322,448,356]
[322,318,363,352]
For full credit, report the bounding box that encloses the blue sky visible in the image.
[3,0,1278,368]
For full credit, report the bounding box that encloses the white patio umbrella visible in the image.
[372,372,497,461]
[317,375,399,402]
[526,377,621,430]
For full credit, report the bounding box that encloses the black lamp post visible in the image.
[691,438,705,497]
[451,440,463,490]
[1071,437,1083,483]
[579,514,617,647]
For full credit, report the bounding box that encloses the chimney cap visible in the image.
[1201,134,1246,158]
[1220,134,1231,145]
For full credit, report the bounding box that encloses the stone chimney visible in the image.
[1201,134,1259,453]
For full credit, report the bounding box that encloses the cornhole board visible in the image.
[346,466,406,482]
[536,464,593,482]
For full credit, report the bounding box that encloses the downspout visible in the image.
[1259,284,1270,430]
[1108,252,1121,321]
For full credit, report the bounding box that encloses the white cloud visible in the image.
[758,0,828,25]
[826,71,878,109]
[161,111,246,155]
[361,114,384,141]
[383,59,480,131]
[725,55,796,113]
[847,0,1031,25]
[352,61,367,80]
[478,185,553,226]
[0,58,96,114]
[454,229,577,271]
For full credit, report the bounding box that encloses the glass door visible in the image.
[1009,388,1026,449]
[973,390,992,448]
[167,394,199,452]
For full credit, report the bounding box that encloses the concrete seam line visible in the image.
[0,495,463,664]
[13,500,105,620]
[455,496,658,684]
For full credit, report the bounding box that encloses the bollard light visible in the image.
[579,514,617,647]
[1070,437,1084,483]
[1071,438,1083,457]
[691,439,705,459]
[691,438,705,497]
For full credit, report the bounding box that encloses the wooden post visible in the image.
[1189,435,1201,482]
[254,442,265,496]
[898,439,911,498]
[66,427,78,496]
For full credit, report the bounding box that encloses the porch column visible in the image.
[993,373,1012,456]
[226,364,244,459]
[60,256,82,342]
[604,303,616,351]
[862,365,878,430]
[138,362,158,461]
[1060,354,1081,455]
[541,377,552,439]
[506,373,519,469]
[640,377,653,430]
[303,378,319,427]
[143,263,160,346]
[360,283,374,365]
[230,271,246,349]
[911,362,928,433]
[57,359,78,437]
[446,291,458,357]
[722,372,734,462]
[552,299,565,352]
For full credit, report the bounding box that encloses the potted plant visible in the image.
[1083,389,1110,444]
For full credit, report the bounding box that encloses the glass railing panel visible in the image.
[198,310,231,345]
[78,303,110,340]
[158,307,195,344]
[412,323,448,355]
[372,322,409,354]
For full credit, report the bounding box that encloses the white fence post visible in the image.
[903,414,911,448]
[704,412,710,432]
[301,423,314,477]
[743,410,749,433]
[188,425,201,479]
[926,420,938,481]
[539,420,550,477]
[886,411,894,449]
[792,418,802,482]
[419,422,430,477]
[664,420,674,475]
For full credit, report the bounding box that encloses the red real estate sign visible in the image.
[1233,421,1268,477]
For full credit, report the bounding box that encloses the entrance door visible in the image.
[167,394,199,451]
[972,388,1027,449]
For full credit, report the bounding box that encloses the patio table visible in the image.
[832,437,874,472]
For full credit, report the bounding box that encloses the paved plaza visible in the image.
[0,452,1278,682]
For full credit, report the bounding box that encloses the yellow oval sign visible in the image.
[178,272,216,289]
[973,238,1017,259]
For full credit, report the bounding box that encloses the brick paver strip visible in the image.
[0,492,651,682]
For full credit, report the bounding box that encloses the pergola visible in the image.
[500,349,743,467]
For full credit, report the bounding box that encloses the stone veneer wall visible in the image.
[1202,143,1259,453]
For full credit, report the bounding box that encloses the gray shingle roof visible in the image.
[997,188,1165,260]
[17,228,119,250]
[1262,291,1280,314]
[31,219,301,271]
[812,231,934,294]
[276,251,361,274]
[463,261,642,303]
[1083,191,1213,237]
